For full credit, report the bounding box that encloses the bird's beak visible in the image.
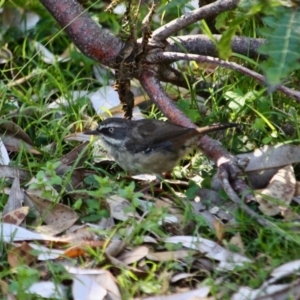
[84,130,99,135]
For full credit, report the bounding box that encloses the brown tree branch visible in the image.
[40,0,255,202]
[166,35,266,59]
[152,0,240,41]
[148,52,300,102]
[157,65,214,99]
[139,68,194,128]
[39,0,123,67]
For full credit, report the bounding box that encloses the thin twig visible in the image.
[7,69,41,88]
[148,52,300,102]
[220,169,300,245]
[152,0,239,41]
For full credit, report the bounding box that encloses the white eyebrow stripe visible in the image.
[99,123,124,129]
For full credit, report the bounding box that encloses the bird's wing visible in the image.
[127,119,196,153]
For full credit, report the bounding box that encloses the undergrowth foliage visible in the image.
[259,6,300,89]
[0,0,300,299]
[217,0,300,89]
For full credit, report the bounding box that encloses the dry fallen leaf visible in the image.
[213,219,226,242]
[72,274,107,300]
[270,260,300,282]
[0,119,33,145]
[3,176,24,216]
[94,271,123,300]
[142,236,158,244]
[64,132,93,142]
[137,286,210,300]
[0,166,31,182]
[25,281,67,299]
[237,145,300,172]
[105,253,134,270]
[105,239,127,257]
[165,235,252,271]
[33,40,70,64]
[60,142,89,166]
[35,220,79,236]
[229,233,245,254]
[280,207,300,221]
[255,165,296,216]
[106,195,138,221]
[118,246,149,265]
[62,224,99,243]
[7,242,36,268]
[63,241,106,258]
[232,259,300,300]
[0,223,68,243]
[65,266,121,300]
[26,192,78,235]
[0,137,10,165]
[28,243,64,261]
[0,279,9,295]
[88,85,144,120]
[171,272,197,283]
[1,135,41,154]
[2,207,29,225]
[236,144,300,189]
[2,7,40,33]
[146,250,197,262]
[232,284,290,300]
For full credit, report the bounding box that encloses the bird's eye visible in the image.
[108,127,114,133]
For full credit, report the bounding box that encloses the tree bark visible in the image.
[39,0,123,67]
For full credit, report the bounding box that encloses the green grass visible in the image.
[1,0,300,299]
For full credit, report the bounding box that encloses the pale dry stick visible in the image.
[148,52,300,102]
[7,69,42,88]
[109,95,148,115]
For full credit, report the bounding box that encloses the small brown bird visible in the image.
[85,118,237,174]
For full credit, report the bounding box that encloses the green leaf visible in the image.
[215,11,230,31]
[258,7,300,89]
[217,16,245,59]
[224,89,247,112]
[262,136,273,144]
[48,176,62,185]
[177,99,201,122]
[253,118,266,130]
[73,198,82,210]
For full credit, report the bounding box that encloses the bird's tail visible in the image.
[196,123,240,134]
